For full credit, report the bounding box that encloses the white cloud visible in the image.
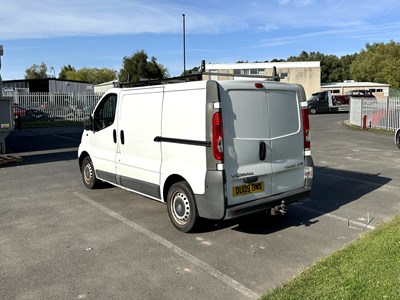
[1,0,399,42]
[256,22,400,48]
[0,0,250,39]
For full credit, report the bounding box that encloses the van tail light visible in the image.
[302,106,311,151]
[212,112,224,161]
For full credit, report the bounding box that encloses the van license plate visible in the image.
[233,182,264,197]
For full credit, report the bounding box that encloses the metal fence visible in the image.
[349,97,400,131]
[4,91,104,122]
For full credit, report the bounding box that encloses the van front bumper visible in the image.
[224,186,312,220]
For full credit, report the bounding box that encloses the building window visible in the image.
[279,72,288,79]
[234,69,266,76]
[325,89,340,94]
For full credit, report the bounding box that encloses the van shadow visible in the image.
[197,166,392,234]
[2,128,82,168]
[1,151,78,168]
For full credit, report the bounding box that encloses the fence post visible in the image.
[360,98,363,127]
[386,97,390,130]
[13,90,18,104]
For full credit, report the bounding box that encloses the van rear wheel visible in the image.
[167,181,198,233]
[82,156,100,189]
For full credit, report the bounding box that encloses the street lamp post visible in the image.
[182,14,186,75]
[0,45,3,97]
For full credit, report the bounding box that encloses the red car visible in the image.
[13,104,52,120]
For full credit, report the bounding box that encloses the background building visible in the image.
[205,61,321,99]
[205,62,390,100]
[2,78,93,94]
[321,81,389,101]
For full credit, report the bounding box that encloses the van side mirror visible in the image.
[83,115,93,131]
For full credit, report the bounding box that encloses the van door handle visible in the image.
[113,129,117,144]
[259,141,266,161]
[120,130,125,145]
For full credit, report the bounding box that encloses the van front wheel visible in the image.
[82,156,100,189]
[396,130,400,149]
[167,181,198,233]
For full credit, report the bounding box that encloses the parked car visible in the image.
[345,90,377,98]
[307,91,349,114]
[13,104,53,121]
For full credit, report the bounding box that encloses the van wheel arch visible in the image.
[79,151,90,172]
[163,174,187,202]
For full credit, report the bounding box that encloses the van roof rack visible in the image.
[117,60,280,88]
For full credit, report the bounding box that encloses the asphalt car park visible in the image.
[1,114,399,299]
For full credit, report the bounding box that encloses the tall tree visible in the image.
[59,64,76,79]
[25,62,50,79]
[350,41,400,88]
[61,67,117,84]
[287,51,358,83]
[119,50,168,82]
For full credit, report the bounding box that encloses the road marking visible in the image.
[294,204,375,230]
[74,192,259,299]
[55,134,81,141]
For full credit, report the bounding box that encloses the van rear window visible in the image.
[268,90,300,138]
[227,90,270,139]
[226,89,299,139]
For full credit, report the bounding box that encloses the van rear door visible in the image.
[220,82,273,206]
[220,81,304,207]
[267,88,304,195]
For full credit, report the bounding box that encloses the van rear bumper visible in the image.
[224,186,312,220]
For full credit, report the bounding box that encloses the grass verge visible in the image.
[261,215,400,300]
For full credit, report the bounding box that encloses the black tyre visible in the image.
[167,181,199,233]
[81,156,100,189]
[396,131,400,149]
[309,107,317,115]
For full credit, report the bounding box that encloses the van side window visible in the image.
[93,93,117,132]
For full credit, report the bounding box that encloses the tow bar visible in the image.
[271,201,286,215]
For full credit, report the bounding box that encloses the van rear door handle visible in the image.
[259,141,266,161]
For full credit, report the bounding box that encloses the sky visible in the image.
[1,0,400,80]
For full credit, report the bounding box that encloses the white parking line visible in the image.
[74,192,259,299]
[54,134,81,141]
[294,204,375,230]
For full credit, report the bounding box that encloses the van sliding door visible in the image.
[115,88,163,199]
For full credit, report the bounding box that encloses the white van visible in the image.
[78,79,313,232]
